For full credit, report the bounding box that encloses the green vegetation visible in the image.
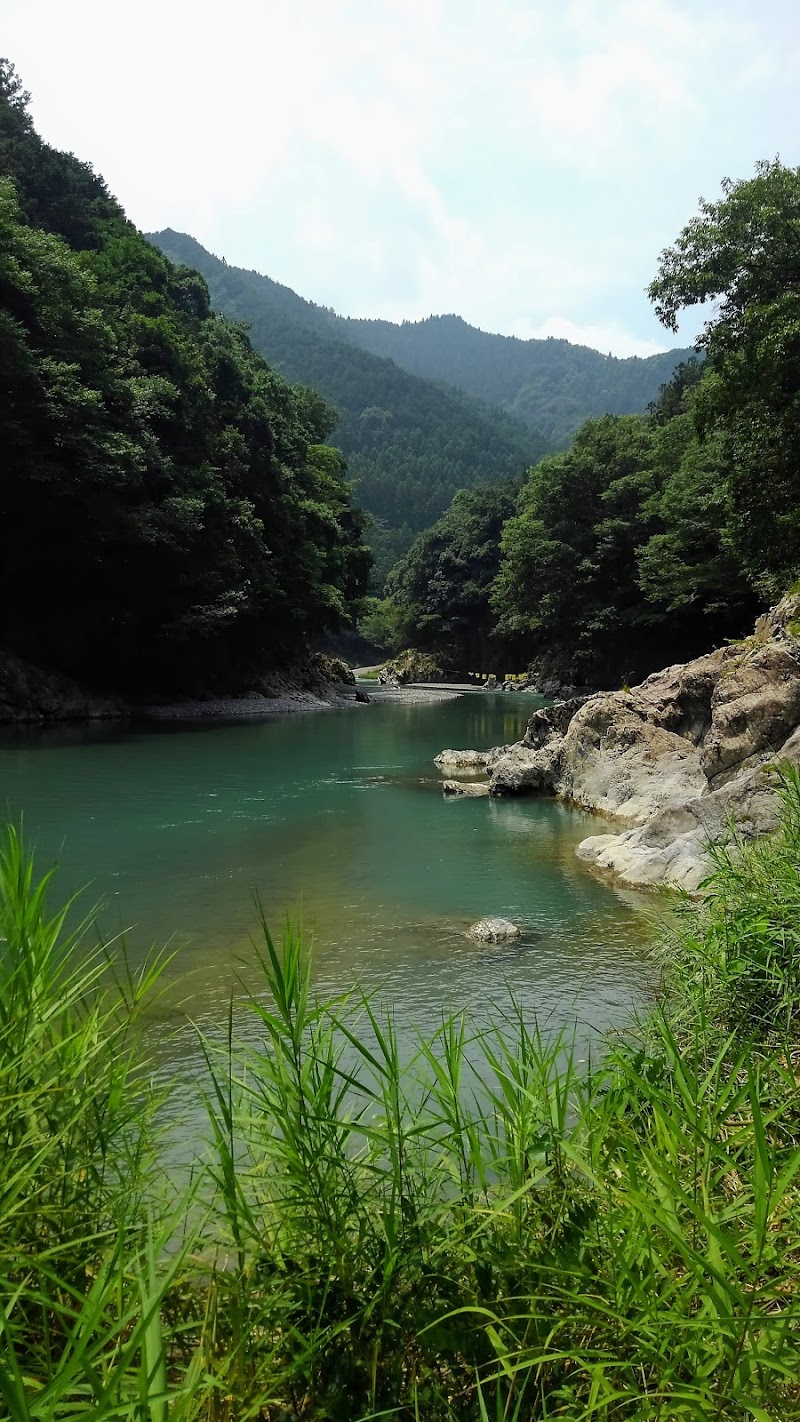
[491,374,759,684]
[392,163,800,686]
[387,482,518,667]
[0,62,370,695]
[148,231,548,583]
[5,763,800,1418]
[339,311,696,446]
[390,361,759,684]
[648,159,800,602]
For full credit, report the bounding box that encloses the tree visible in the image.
[649,160,800,596]
[388,484,518,666]
[492,416,658,680]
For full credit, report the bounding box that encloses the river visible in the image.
[0,692,659,1087]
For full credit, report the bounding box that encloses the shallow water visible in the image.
[0,694,659,1086]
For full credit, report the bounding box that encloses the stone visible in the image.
[354,687,370,703]
[489,744,561,796]
[435,748,492,770]
[441,779,490,797]
[468,917,521,942]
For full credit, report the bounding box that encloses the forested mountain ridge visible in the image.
[149,230,548,580]
[0,61,371,697]
[340,313,696,446]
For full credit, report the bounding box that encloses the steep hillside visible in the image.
[340,313,696,446]
[0,63,370,697]
[148,232,548,579]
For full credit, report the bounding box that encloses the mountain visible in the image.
[148,232,548,580]
[339,314,697,447]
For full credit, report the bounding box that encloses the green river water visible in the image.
[0,692,659,1093]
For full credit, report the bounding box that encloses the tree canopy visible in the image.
[387,484,518,667]
[0,60,370,695]
[649,159,800,597]
[389,162,800,686]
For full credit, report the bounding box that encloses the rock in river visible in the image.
[468,917,521,942]
[442,779,490,797]
[435,748,492,771]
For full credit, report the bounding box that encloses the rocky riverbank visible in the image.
[438,596,800,892]
[0,651,366,724]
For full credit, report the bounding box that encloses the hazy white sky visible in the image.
[4,0,800,355]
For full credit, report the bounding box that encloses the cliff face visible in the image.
[484,597,800,891]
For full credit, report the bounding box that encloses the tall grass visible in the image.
[3,770,800,1418]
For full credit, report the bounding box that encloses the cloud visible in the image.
[3,0,798,354]
[514,317,673,360]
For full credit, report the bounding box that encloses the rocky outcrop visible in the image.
[457,596,800,891]
[468,917,521,942]
[319,655,356,687]
[379,649,450,686]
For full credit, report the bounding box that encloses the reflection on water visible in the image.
[0,694,661,1094]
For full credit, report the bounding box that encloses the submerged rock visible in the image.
[441,779,490,797]
[468,917,521,942]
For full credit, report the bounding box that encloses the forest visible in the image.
[387,160,800,685]
[0,62,371,697]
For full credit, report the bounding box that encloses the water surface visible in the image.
[0,694,658,1075]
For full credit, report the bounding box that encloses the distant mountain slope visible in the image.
[148,232,548,579]
[339,314,696,447]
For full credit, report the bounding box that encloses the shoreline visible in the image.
[140,682,466,720]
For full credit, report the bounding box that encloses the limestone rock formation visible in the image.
[446,595,800,891]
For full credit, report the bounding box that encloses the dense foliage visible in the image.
[149,231,548,583]
[493,370,759,683]
[5,771,800,1417]
[389,359,758,682]
[340,311,695,446]
[0,61,370,695]
[386,483,518,666]
[392,164,800,685]
[649,159,800,601]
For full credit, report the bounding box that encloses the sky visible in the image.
[3,0,800,356]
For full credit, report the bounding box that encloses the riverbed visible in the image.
[0,693,659,1081]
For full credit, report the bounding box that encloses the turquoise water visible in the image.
[0,694,658,1076]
